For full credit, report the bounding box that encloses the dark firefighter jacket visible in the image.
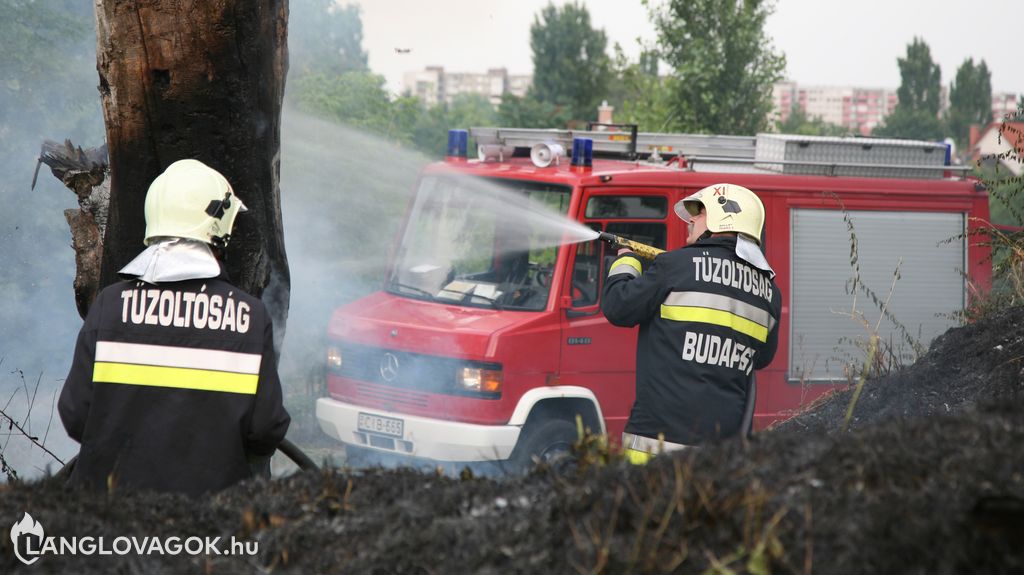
[59,269,290,496]
[601,235,781,446]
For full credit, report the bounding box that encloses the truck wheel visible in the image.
[510,418,577,471]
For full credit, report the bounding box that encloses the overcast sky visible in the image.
[348,0,1021,97]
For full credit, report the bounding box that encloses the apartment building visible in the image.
[992,92,1021,121]
[771,83,899,136]
[773,81,1019,136]
[402,67,532,108]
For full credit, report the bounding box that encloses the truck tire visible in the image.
[510,418,577,471]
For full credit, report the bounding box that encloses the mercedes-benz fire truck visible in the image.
[316,126,991,468]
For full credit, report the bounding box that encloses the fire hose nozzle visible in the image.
[597,232,665,260]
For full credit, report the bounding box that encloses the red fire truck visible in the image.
[316,126,991,468]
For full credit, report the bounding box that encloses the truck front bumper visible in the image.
[316,397,522,462]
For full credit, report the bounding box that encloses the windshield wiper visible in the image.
[386,281,435,299]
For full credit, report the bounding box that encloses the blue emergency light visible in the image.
[447,130,468,158]
[571,137,593,167]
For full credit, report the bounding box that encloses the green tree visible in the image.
[608,45,676,131]
[409,94,498,156]
[874,109,945,140]
[446,94,498,130]
[528,2,611,123]
[648,0,786,135]
[497,94,573,129]
[875,37,945,140]
[896,37,942,116]
[291,71,400,139]
[289,0,368,77]
[946,58,992,148]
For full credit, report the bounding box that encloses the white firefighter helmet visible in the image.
[143,159,247,247]
[674,183,765,245]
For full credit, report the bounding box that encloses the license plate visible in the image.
[357,412,404,438]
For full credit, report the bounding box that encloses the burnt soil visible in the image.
[2,307,1024,574]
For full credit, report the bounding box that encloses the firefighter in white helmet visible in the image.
[59,159,290,495]
[601,183,781,464]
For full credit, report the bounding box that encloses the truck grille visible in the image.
[336,344,461,394]
[355,383,430,410]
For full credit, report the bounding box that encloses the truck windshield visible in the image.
[389,175,573,311]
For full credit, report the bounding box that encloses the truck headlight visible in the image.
[327,346,343,371]
[458,366,502,394]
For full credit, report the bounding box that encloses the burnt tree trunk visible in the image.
[35,139,110,319]
[95,0,290,349]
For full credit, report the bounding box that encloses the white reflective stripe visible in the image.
[622,432,693,453]
[663,291,776,331]
[95,341,261,374]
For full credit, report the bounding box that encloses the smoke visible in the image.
[0,2,104,477]
[271,108,426,468]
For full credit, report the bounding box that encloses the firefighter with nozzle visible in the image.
[601,183,780,464]
[59,159,290,495]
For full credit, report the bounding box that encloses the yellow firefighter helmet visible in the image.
[143,159,247,247]
[674,183,765,245]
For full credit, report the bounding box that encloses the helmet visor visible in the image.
[673,199,702,223]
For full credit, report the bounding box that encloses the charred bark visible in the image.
[64,209,104,318]
[95,0,290,348]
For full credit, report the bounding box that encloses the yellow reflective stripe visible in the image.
[93,362,258,394]
[608,256,642,277]
[625,448,653,465]
[660,305,769,342]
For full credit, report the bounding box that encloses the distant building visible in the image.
[403,66,444,107]
[766,81,1024,137]
[769,81,797,126]
[991,92,1021,122]
[402,67,532,108]
[971,121,1024,176]
[771,83,899,136]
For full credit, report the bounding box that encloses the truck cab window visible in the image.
[605,222,666,250]
[572,195,668,308]
[586,196,667,219]
[571,224,604,307]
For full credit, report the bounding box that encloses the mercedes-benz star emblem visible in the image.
[379,352,400,382]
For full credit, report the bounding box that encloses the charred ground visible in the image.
[2,307,1023,574]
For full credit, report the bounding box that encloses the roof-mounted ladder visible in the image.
[470,126,757,161]
[469,126,970,179]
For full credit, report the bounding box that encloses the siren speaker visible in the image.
[530,142,565,168]
[478,144,515,162]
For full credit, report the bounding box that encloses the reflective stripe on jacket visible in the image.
[59,271,290,496]
[601,236,780,446]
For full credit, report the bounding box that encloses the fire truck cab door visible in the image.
[558,187,676,443]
